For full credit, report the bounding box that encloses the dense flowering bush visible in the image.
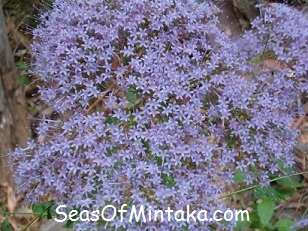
[10,0,307,230]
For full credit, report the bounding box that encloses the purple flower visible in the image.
[9,1,307,230]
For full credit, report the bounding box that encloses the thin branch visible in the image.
[219,171,308,200]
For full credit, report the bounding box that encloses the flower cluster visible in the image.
[292,218,308,231]
[10,1,307,230]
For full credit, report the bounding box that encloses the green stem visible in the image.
[22,204,54,230]
[219,171,308,200]
[0,212,39,215]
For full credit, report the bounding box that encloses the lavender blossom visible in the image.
[10,1,307,230]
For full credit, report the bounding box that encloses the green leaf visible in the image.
[16,61,28,70]
[19,74,30,85]
[276,176,302,187]
[248,212,262,229]
[257,199,275,225]
[277,161,294,173]
[63,219,75,228]
[32,200,56,219]
[46,207,53,219]
[274,218,295,231]
[235,218,251,230]
[161,173,174,188]
[104,117,119,124]
[1,218,12,231]
[234,170,245,183]
[32,203,44,215]
[254,186,285,202]
[126,87,137,105]
[155,156,163,166]
[276,187,296,198]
